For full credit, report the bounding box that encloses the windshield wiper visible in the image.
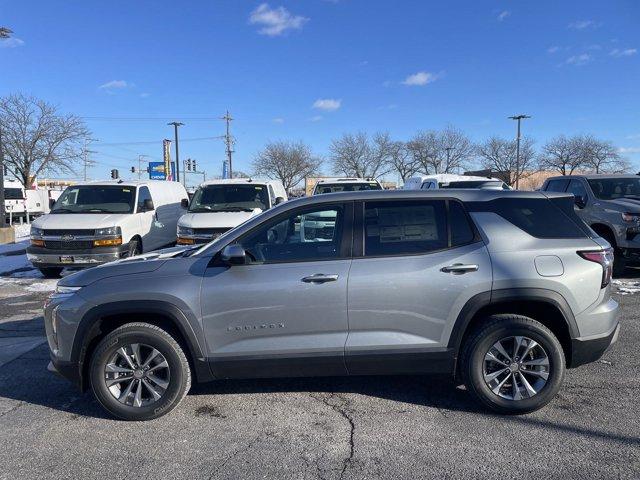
[214,207,256,212]
[51,208,76,214]
[188,207,213,213]
[622,195,640,201]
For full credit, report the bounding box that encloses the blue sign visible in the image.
[148,162,175,180]
[222,160,229,179]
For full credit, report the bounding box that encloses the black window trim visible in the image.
[353,198,482,260]
[218,201,355,266]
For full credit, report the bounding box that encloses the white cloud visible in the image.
[0,37,24,48]
[402,71,439,86]
[272,117,285,124]
[626,133,640,140]
[312,98,341,111]
[309,115,323,122]
[140,92,150,98]
[497,10,510,21]
[547,46,560,54]
[565,53,592,66]
[610,48,637,57]
[619,147,640,154]
[99,80,130,90]
[249,3,308,37]
[568,20,598,30]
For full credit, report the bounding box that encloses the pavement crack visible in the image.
[0,401,25,419]
[310,393,355,479]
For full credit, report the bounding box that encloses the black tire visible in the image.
[38,267,63,278]
[127,238,141,257]
[460,314,565,414]
[89,322,191,421]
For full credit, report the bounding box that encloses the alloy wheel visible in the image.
[104,343,170,408]
[482,336,550,401]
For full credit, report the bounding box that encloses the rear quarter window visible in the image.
[467,198,588,239]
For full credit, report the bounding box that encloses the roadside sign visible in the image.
[149,162,175,180]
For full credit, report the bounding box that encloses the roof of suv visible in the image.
[547,174,640,180]
[293,189,569,208]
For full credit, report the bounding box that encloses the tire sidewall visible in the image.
[90,329,186,421]
[467,323,565,414]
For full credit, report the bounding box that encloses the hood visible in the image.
[600,198,640,212]
[59,245,197,287]
[178,209,262,229]
[33,212,131,229]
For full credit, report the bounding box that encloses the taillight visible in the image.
[578,248,614,288]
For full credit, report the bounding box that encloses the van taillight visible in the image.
[578,248,614,288]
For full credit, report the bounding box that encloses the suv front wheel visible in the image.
[461,314,565,414]
[89,322,191,421]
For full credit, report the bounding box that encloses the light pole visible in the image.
[508,114,531,189]
[167,122,184,183]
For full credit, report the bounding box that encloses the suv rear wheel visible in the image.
[89,322,191,421]
[461,314,565,414]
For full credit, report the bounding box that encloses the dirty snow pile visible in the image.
[612,279,640,295]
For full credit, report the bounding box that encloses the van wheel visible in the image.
[460,314,565,414]
[89,322,191,421]
[38,267,63,278]
[127,238,141,257]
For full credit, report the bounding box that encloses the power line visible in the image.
[98,136,224,146]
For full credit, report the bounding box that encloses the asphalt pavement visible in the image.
[0,268,638,479]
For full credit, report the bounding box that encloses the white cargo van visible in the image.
[177,179,287,244]
[312,178,383,195]
[403,174,511,190]
[27,180,188,277]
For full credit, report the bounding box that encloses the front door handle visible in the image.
[301,274,339,284]
[441,264,479,274]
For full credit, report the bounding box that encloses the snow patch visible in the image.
[612,279,640,295]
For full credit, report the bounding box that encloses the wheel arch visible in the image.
[73,300,213,391]
[449,289,579,371]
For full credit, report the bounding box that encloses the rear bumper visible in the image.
[27,244,129,268]
[569,322,620,368]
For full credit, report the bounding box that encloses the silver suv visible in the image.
[44,190,620,420]
[541,174,640,275]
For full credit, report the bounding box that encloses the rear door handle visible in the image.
[301,274,339,284]
[441,264,479,274]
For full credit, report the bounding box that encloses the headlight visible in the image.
[30,226,44,237]
[178,225,194,236]
[622,212,640,223]
[95,226,121,236]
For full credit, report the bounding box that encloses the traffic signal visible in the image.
[186,159,191,171]
[192,160,197,171]
[110,169,119,179]
[130,166,136,173]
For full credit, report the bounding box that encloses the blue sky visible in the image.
[2,0,639,185]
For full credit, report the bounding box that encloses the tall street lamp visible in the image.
[508,114,531,189]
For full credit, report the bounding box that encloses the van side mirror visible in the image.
[275,196,285,205]
[142,199,155,212]
[181,198,189,209]
[221,244,247,265]
[574,195,586,209]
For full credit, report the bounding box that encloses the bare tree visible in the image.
[538,135,585,175]
[386,141,418,182]
[329,132,390,178]
[476,136,537,187]
[0,27,12,39]
[407,126,474,174]
[581,135,629,173]
[0,93,90,187]
[252,141,321,192]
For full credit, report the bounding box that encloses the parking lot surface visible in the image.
[0,263,638,479]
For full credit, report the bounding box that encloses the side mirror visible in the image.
[181,198,189,209]
[574,195,587,209]
[275,196,285,205]
[141,198,155,212]
[221,244,247,265]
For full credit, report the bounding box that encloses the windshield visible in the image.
[314,182,382,194]
[587,177,640,201]
[189,184,269,212]
[51,185,136,214]
[3,188,24,200]
[441,180,509,190]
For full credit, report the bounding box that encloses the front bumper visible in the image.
[27,244,129,268]
[48,357,84,390]
[570,322,620,368]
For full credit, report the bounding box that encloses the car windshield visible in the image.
[189,184,269,212]
[314,182,382,194]
[51,185,136,214]
[587,177,640,200]
[441,180,508,190]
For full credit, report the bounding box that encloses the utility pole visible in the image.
[221,111,234,178]
[83,138,99,181]
[137,155,150,180]
[508,114,531,189]
[167,122,184,183]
